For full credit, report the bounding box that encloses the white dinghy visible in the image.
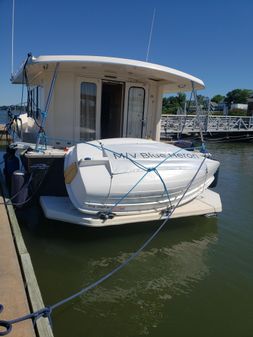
[63,138,219,218]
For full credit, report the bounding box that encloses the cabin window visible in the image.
[126,87,145,138]
[80,82,97,140]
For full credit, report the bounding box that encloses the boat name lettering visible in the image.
[113,152,199,159]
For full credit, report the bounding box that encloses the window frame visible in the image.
[75,78,101,141]
[124,85,147,138]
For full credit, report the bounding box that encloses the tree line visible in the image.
[163,89,253,115]
[0,105,20,110]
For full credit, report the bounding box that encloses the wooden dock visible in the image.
[0,174,53,337]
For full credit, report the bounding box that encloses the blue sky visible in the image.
[0,0,252,105]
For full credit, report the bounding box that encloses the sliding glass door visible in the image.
[76,78,101,141]
[124,84,147,138]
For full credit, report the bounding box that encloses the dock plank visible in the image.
[0,194,36,337]
[0,172,54,337]
[20,254,53,337]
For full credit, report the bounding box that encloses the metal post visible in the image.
[35,62,60,152]
[191,81,205,146]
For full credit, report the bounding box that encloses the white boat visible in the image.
[6,54,221,226]
[64,138,219,217]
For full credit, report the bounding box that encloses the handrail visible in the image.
[161,114,253,134]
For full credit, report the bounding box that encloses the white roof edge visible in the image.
[12,55,205,89]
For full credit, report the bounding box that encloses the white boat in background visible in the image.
[5,54,221,227]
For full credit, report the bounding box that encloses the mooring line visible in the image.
[0,155,207,336]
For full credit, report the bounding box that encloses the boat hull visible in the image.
[64,138,220,216]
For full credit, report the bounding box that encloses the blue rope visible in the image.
[45,136,200,173]
[104,169,151,215]
[153,168,172,209]
[0,135,208,335]
[99,146,191,215]
[0,155,207,336]
[89,142,149,172]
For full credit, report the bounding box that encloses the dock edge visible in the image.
[0,172,54,337]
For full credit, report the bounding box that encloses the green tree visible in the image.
[211,95,225,104]
[225,89,253,105]
[177,92,186,108]
[196,95,207,105]
[162,93,186,114]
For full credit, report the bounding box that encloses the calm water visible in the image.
[0,110,7,124]
[20,142,253,337]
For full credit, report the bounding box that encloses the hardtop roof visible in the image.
[12,55,205,92]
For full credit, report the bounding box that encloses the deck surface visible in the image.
[0,193,36,337]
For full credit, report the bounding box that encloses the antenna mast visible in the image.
[11,0,15,76]
[146,8,156,62]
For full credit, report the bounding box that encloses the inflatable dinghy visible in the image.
[64,138,220,217]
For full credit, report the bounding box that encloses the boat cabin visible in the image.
[12,55,204,147]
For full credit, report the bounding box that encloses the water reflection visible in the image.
[72,223,217,336]
[23,217,219,337]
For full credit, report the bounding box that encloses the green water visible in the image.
[21,143,253,337]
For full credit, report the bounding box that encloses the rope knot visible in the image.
[32,306,53,327]
[147,167,155,172]
[0,304,54,336]
[42,306,52,318]
[33,306,52,320]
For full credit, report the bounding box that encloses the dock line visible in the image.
[0,156,206,336]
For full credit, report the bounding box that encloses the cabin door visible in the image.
[100,81,124,138]
[75,78,101,141]
[123,83,147,138]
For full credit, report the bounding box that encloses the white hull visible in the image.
[40,189,222,227]
[64,138,220,216]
